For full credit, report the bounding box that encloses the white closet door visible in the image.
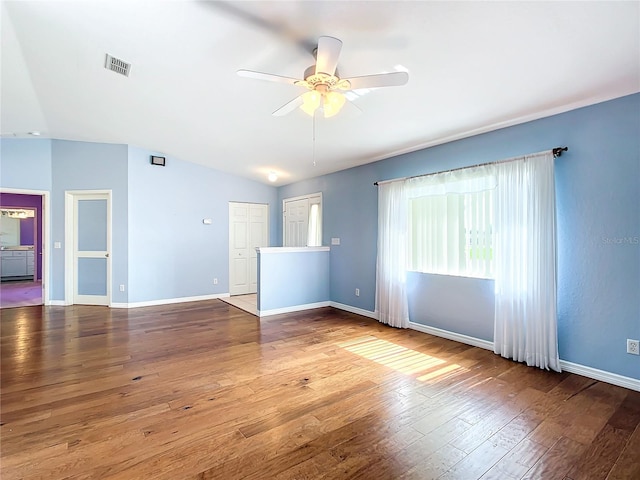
[229,202,268,295]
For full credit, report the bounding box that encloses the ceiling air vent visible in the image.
[105,54,131,77]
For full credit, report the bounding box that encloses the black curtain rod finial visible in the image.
[553,146,568,158]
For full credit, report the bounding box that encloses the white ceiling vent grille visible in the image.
[105,54,131,77]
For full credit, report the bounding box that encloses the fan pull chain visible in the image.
[312,113,316,167]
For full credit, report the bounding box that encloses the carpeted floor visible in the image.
[0,280,43,309]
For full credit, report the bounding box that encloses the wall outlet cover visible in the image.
[627,339,639,355]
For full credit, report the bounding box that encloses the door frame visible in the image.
[0,187,50,305]
[64,190,112,306]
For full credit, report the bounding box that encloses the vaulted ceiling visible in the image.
[2,1,638,185]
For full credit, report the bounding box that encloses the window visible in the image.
[407,172,495,279]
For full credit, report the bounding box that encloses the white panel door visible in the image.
[229,202,268,296]
[284,198,309,247]
[72,193,111,306]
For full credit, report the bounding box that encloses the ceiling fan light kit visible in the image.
[300,90,321,116]
[238,36,409,119]
[322,91,346,118]
[300,87,346,118]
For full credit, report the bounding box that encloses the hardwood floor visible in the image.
[1,301,638,479]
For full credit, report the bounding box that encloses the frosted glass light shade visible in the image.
[301,91,321,115]
[323,91,346,118]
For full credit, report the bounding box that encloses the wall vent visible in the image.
[105,54,131,77]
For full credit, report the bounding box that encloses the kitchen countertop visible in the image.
[0,246,34,251]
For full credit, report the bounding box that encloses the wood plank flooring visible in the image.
[1,301,638,479]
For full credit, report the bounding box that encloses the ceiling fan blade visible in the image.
[343,98,363,116]
[315,36,342,76]
[203,2,317,54]
[342,71,409,90]
[237,69,301,86]
[272,95,304,116]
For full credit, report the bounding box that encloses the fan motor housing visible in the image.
[304,65,340,79]
[303,65,343,91]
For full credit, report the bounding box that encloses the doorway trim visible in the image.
[64,189,112,306]
[0,187,50,305]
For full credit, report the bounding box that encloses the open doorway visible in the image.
[0,192,46,308]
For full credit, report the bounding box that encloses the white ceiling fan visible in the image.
[237,36,409,118]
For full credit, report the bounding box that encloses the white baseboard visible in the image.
[47,300,67,306]
[407,321,639,392]
[559,360,640,392]
[258,301,330,317]
[329,302,378,320]
[328,306,639,392]
[111,293,230,309]
[408,321,494,351]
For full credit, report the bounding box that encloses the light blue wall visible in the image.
[0,138,52,191]
[127,146,278,303]
[2,139,278,305]
[279,93,640,380]
[51,140,129,303]
[278,168,378,311]
[257,249,330,311]
[407,272,495,342]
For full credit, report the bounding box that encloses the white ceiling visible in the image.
[2,1,639,186]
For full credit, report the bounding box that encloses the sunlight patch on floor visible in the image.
[338,337,466,380]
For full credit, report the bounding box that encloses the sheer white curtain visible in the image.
[493,152,560,371]
[375,180,409,328]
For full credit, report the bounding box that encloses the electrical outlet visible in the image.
[627,339,639,355]
[355,288,360,297]
[119,284,125,292]
[213,278,218,285]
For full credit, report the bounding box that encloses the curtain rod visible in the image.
[373,146,568,186]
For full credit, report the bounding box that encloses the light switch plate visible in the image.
[331,237,340,245]
[54,242,62,249]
